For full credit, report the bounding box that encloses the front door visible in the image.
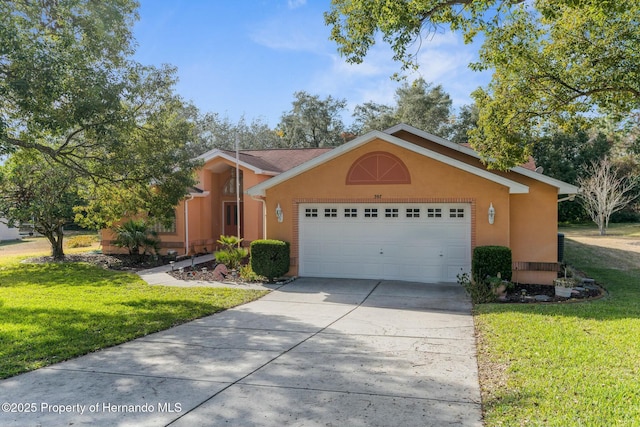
[223,201,243,238]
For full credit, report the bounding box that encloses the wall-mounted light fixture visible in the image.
[275,203,283,223]
[488,203,495,225]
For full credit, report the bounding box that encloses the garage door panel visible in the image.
[299,203,471,282]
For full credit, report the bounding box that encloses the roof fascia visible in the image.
[196,149,278,176]
[247,130,529,196]
[385,123,578,194]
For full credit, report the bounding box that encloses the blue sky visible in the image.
[133,0,493,127]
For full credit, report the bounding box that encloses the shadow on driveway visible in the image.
[0,278,482,427]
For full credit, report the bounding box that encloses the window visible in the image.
[222,170,243,196]
[364,208,378,218]
[305,208,318,218]
[427,208,442,218]
[406,208,420,218]
[150,215,176,234]
[324,208,337,218]
[385,208,399,218]
[344,208,358,218]
[450,208,465,218]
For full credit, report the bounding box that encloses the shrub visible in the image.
[239,264,266,283]
[250,240,290,282]
[472,245,512,282]
[458,271,512,304]
[112,219,159,256]
[65,234,98,248]
[215,235,248,270]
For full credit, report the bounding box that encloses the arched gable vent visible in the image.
[346,151,411,185]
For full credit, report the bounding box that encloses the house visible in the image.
[101,147,332,256]
[102,124,578,285]
[0,218,20,242]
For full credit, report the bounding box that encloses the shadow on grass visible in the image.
[0,299,230,379]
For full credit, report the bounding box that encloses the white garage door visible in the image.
[299,203,471,282]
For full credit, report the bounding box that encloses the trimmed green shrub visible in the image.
[472,245,512,281]
[250,240,290,282]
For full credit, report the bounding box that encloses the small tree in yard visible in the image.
[578,157,637,235]
[112,219,160,257]
[0,150,80,260]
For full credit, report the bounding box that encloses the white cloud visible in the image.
[288,0,306,9]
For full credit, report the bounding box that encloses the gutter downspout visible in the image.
[184,194,194,255]
[250,194,267,239]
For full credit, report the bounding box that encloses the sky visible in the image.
[132,0,493,128]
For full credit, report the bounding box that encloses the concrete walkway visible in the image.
[0,277,483,427]
[136,254,278,290]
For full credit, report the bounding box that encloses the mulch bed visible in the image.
[499,282,604,303]
[23,253,171,271]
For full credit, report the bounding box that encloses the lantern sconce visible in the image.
[275,203,283,223]
[488,203,495,225]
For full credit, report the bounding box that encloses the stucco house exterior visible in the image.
[102,124,578,285]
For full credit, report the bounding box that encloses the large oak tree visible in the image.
[325,0,640,169]
[1,0,199,231]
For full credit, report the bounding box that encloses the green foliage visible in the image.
[472,245,512,282]
[250,240,290,282]
[0,149,81,259]
[214,235,248,270]
[276,91,348,148]
[0,257,267,379]
[476,234,640,426]
[532,126,611,222]
[0,0,198,230]
[326,0,640,169]
[239,264,267,283]
[352,78,452,136]
[112,219,160,256]
[457,271,511,304]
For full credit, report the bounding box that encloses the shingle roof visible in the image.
[219,148,333,173]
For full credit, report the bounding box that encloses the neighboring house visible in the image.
[0,218,20,242]
[103,124,578,285]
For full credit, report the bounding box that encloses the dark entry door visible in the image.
[223,202,243,237]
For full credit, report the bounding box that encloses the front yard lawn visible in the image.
[0,256,267,379]
[475,226,640,426]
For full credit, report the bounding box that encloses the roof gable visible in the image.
[247,130,530,197]
[197,148,332,175]
[384,124,579,194]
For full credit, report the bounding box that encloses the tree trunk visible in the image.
[43,224,65,260]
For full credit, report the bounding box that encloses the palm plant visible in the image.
[112,219,160,257]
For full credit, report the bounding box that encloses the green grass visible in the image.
[476,224,640,426]
[0,256,267,379]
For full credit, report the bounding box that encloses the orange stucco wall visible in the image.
[261,138,542,278]
[101,157,270,256]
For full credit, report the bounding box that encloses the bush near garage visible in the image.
[250,240,290,282]
[472,245,512,282]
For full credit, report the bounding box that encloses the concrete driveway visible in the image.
[0,278,482,426]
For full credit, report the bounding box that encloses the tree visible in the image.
[1,0,136,162]
[578,157,637,235]
[1,0,198,220]
[276,91,347,148]
[447,104,478,144]
[352,78,452,136]
[325,0,640,169]
[532,127,611,222]
[0,150,80,259]
[185,112,281,157]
